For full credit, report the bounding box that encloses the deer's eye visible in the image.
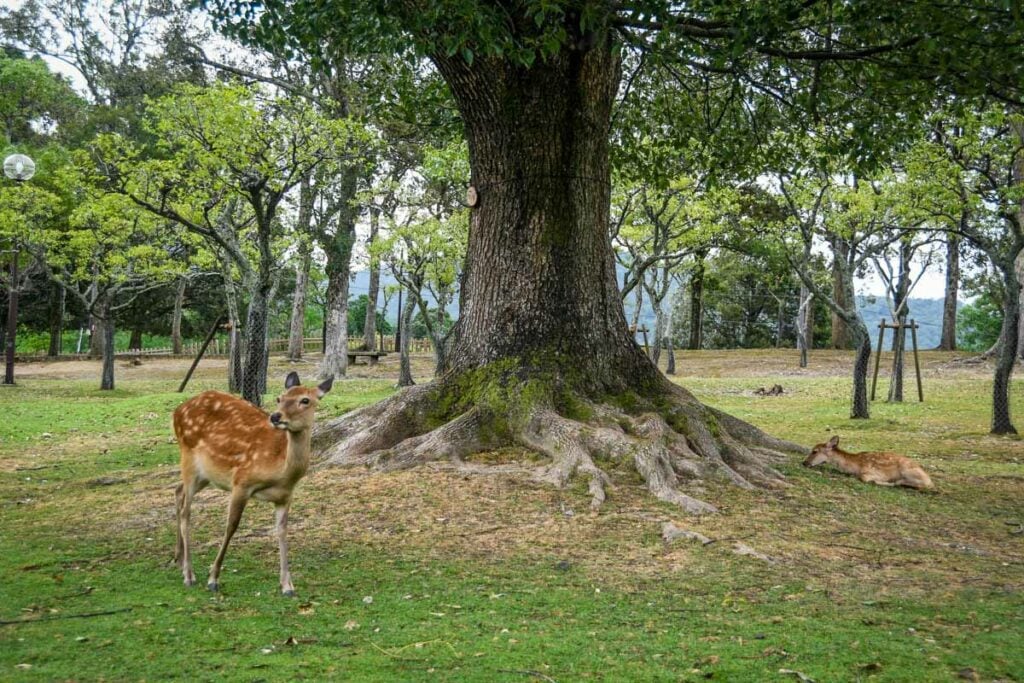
[300,398,310,405]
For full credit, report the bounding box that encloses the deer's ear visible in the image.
[827,435,840,448]
[285,372,301,389]
[317,376,334,397]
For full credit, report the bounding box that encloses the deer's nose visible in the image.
[269,412,283,425]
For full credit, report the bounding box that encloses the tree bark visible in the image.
[317,171,358,381]
[797,282,811,368]
[689,251,706,351]
[47,282,64,357]
[398,292,415,387]
[98,298,116,391]
[240,278,272,405]
[363,206,381,352]
[171,276,186,355]
[938,233,960,351]
[288,241,312,361]
[831,239,852,349]
[128,327,143,351]
[851,323,871,419]
[315,30,803,513]
[320,243,354,380]
[992,259,1020,434]
[223,270,243,394]
[90,315,108,360]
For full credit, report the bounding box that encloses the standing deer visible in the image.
[803,435,934,490]
[173,372,333,595]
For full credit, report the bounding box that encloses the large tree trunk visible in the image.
[314,33,802,514]
[171,277,186,355]
[288,241,312,361]
[363,207,381,352]
[938,233,960,351]
[47,282,64,357]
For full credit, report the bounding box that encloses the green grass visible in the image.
[1,354,1022,681]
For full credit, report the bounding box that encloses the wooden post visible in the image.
[178,314,225,393]
[870,318,886,401]
[910,319,924,402]
[639,325,649,355]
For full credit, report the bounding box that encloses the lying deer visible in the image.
[172,372,333,595]
[803,435,933,490]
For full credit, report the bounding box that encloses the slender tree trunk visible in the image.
[240,278,272,406]
[317,173,359,380]
[887,316,907,403]
[398,292,415,387]
[97,298,115,391]
[128,327,143,351]
[288,241,312,361]
[688,252,706,351]
[47,282,64,357]
[171,277,186,354]
[797,283,811,368]
[90,315,108,360]
[363,207,381,351]
[629,272,643,330]
[850,321,871,419]
[831,240,852,349]
[320,253,353,381]
[650,296,665,365]
[222,267,243,393]
[992,259,1020,434]
[938,233,960,351]
[1015,252,1024,361]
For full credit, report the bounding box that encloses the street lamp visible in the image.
[3,153,35,385]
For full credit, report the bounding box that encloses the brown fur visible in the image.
[172,372,332,595]
[803,435,934,490]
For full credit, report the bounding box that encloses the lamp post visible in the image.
[3,153,35,385]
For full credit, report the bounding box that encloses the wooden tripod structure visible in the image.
[870,318,923,402]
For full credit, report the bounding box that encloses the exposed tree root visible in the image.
[312,378,806,515]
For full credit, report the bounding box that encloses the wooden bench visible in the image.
[347,351,388,366]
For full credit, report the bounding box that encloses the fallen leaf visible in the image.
[779,669,815,682]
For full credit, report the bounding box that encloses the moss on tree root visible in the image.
[312,358,806,514]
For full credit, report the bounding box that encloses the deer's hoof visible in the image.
[282,589,296,598]
[207,581,219,593]
[184,575,195,587]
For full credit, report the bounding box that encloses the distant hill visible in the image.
[856,296,953,350]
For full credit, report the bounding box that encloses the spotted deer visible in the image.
[172,372,333,595]
[803,435,933,490]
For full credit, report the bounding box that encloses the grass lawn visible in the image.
[0,351,1021,681]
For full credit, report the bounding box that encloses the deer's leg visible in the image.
[178,483,197,587]
[208,489,247,592]
[174,483,185,568]
[275,502,295,597]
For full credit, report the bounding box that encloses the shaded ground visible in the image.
[1,350,1021,681]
